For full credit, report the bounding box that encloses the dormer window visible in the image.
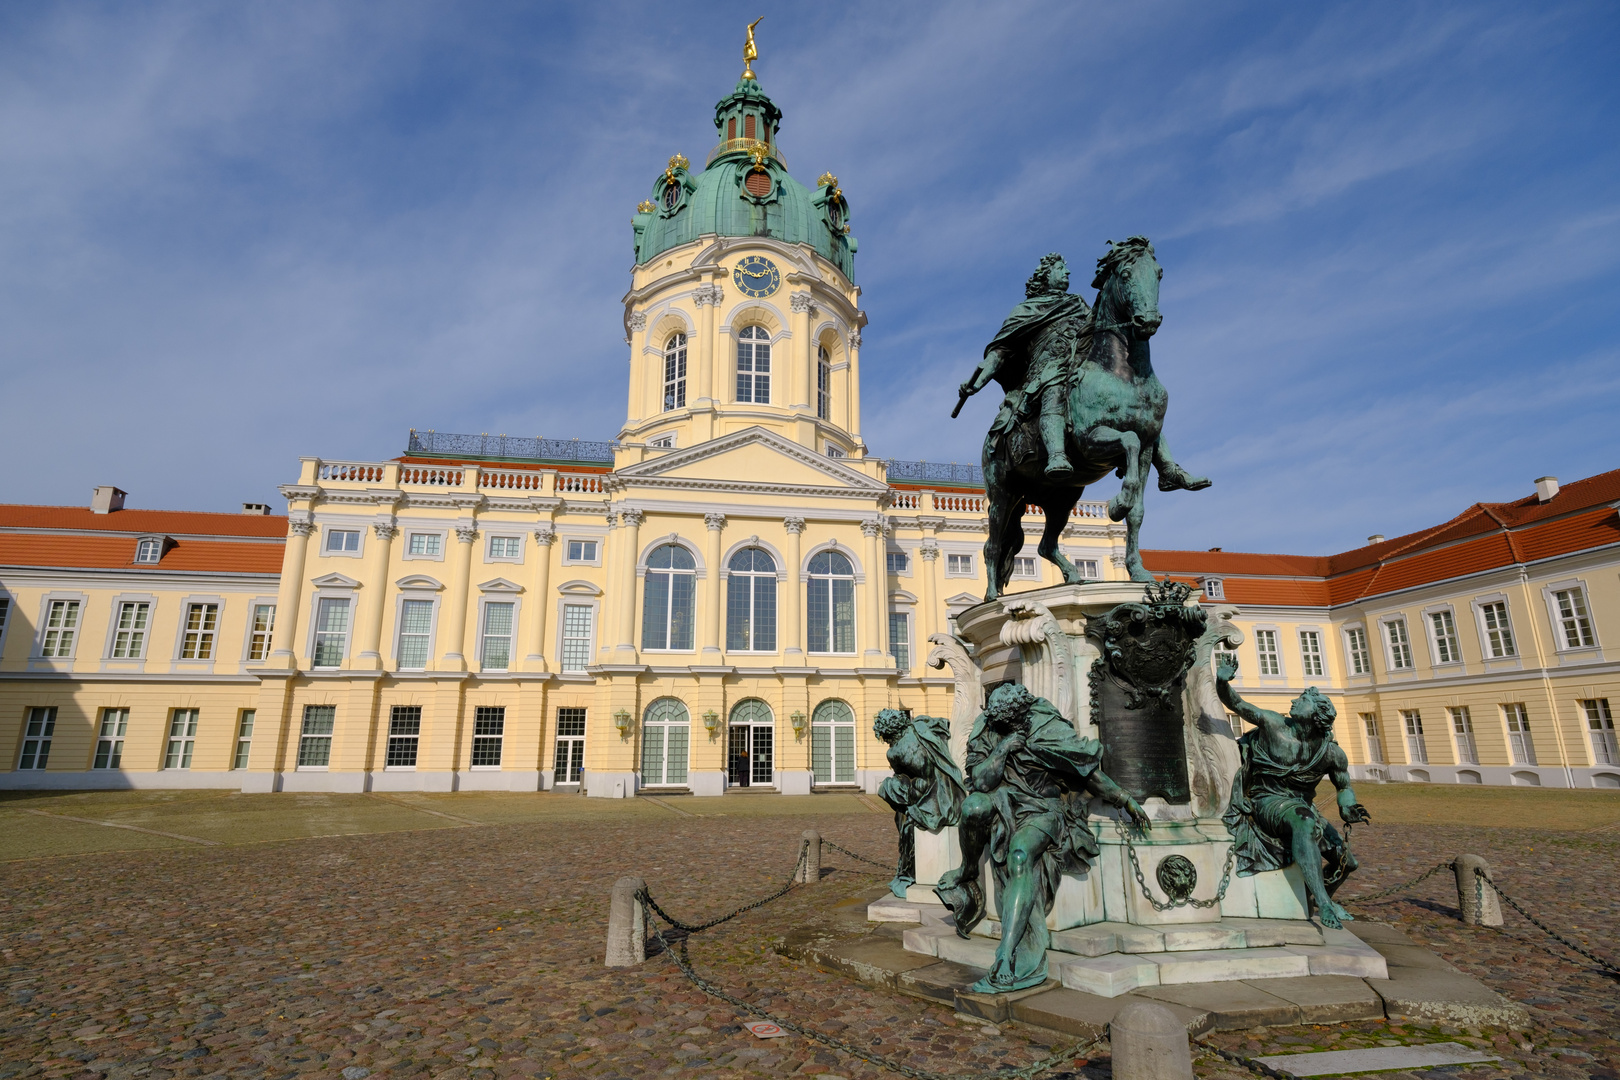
[134,538,164,564]
[1202,577,1224,600]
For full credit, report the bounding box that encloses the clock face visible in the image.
[732,255,781,298]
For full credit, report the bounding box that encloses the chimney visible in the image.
[1367,534,1385,545]
[91,486,127,514]
[1207,547,1222,552]
[241,503,272,515]
[1535,476,1559,503]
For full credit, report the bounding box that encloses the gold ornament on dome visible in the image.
[747,143,770,169]
[636,200,656,214]
[818,172,838,188]
[664,153,689,183]
[742,16,763,80]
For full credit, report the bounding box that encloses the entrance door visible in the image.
[727,699,775,787]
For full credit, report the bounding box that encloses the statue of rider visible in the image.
[957,254,1091,478]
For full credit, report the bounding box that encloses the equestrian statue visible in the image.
[955,238,1211,599]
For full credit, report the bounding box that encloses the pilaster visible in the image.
[783,516,805,658]
[438,522,477,671]
[702,512,726,658]
[861,516,888,664]
[611,508,645,663]
[522,526,556,671]
[353,519,398,670]
[266,515,314,670]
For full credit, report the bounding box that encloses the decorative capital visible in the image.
[847,330,862,349]
[533,526,556,547]
[692,283,724,307]
[783,516,806,535]
[621,508,646,528]
[628,312,647,332]
[1110,552,1127,568]
[290,520,315,538]
[704,512,727,531]
[789,291,814,314]
[920,544,940,561]
[860,517,884,539]
[455,525,478,544]
[372,522,398,541]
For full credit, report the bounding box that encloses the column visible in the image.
[790,291,813,410]
[695,284,717,404]
[267,517,314,669]
[626,312,647,425]
[523,526,556,670]
[861,516,887,664]
[918,545,940,646]
[438,522,476,671]
[352,521,398,670]
[847,329,864,444]
[783,517,805,660]
[611,508,644,663]
[702,512,725,658]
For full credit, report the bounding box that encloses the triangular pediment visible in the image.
[311,572,361,589]
[616,426,889,496]
[477,577,524,593]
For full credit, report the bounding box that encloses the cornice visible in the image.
[613,424,889,494]
[279,485,320,502]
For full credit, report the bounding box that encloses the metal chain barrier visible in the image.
[638,841,809,934]
[1475,867,1620,979]
[822,838,897,872]
[1114,820,1236,911]
[1336,859,1455,905]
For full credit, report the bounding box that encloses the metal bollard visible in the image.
[1454,854,1503,927]
[796,829,822,884]
[1110,999,1193,1080]
[605,875,647,967]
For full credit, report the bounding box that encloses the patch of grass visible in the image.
[1315,779,1620,830]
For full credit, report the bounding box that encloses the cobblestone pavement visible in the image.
[3,804,1618,1079]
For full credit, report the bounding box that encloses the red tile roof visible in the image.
[0,505,289,538]
[0,504,286,574]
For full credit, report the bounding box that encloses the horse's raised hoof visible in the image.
[1107,491,1132,521]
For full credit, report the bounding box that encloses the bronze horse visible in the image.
[960,238,1210,599]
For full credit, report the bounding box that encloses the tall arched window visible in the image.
[816,345,831,420]
[641,698,689,786]
[663,333,687,410]
[736,325,771,403]
[811,699,855,785]
[726,547,777,652]
[807,549,856,654]
[728,698,774,787]
[642,543,696,650]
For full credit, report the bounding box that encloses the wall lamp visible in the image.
[702,709,721,733]
[613,708,633,735]
[790,710,807,734]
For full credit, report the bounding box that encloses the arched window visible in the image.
[726,547,777,652]
[642,544,696,650]
[736,326,771,403]
[811,699,855,785]
[807,549,856,654]
[816,344,831,420]
[641,698,689,786]
[728,698,774,787]
[663,333,687,411]
[661,181,679,210]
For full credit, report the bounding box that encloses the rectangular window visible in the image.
[1429,610,1460,664]
[947,554,973,575]
[180,603,219,660]
[325,529,360,553]
[1255,629,1281,676]
[165,709,199,769]
[565,539,598,563]
[488,535,521,559]
[94,707,129,769]
[0,597,8,641]
[1583,699,1617,766]
[396,598,434,669]
[17,707,56,769]
[1402,709,1428,764]
[1554,588,1596,649]
[481,602,514,670]
[111,601,151,658]
[1385,619,1413,670]
[1346,627,1371,675]
[298,705,335,767]
[1449,706,1478,765]
[247,603,276,661]
[233,710,255,769]
[386,706,421,767]
[135,538,163,563]
[1480,602,1516,658]
[1076,559,1099,580]
[1298,631,1324,677]
[555,707,586,784]
[1013,556,1038,578]
[313,597,351,667]
[806,576,856,654]
[889,611,910,673]
[664,334,688,410]
[1502,703,1535,765]
[886,551,909,574]
[736,330,771,403]
[817,348,831,420]
[1361,713,1383,763]
[471,706,504,767]
[825,445,845,459]
[561,604,594,672]
[40,600,80,658]
[407,533,442,557]
[1202,578,1224,600]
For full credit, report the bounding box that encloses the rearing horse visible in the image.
[972,238,1210,599]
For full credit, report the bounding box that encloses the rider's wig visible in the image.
[1293,686,1337,727]
[1024,253,1067,298]
[873,708,911,743]
[1092,236,1156,290]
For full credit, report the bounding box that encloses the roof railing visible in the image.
[406,430,614,464]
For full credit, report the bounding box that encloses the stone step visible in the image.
[975,916,1325,953]
[1056,933,1389,998]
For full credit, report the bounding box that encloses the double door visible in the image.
[727,723,774,787]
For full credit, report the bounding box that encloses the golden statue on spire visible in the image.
[742,16,763,80]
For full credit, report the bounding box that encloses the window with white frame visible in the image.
[1202,578,1224,600]
[180,603,218,660]
[481,602,515,670]
[555,707,586,783]
[233,710,254,769]
[811,699,856,784]
[1502,703,1535,765]
[735,325,771,403]
[1449,706,1478,765]
[817,345,831,420]
[487,535,521,560]
[134,538,163,564]
[325,529,360,553]
[726,547,777,652]
[825,444,846,459]
[643,543,696,650]
[1361,714,1383,763]
[1299,630,1324,678]
[17,707,55,769]
[1480,601,1516,658]
[886,551,909,574]
[1429,610,1461,665]
[94,708,129,769]
[247,603,275,661]
[407,532,442,557]
[396,599,433,670]
[1583,699,1617,765]
[1076,558,1099,580]
[312,597,351,668]
[0,596,8,642]
[565,539,598,563]
[1553,588,1596,649]
[1255,629,1281,676]
[946,553,973,576]
[471,706,505,767]
[560,604,594,672]
[386,705,420,767]
[40,599,80,658]
[298,705,335,767]
[1402,709,1428,764]
[640,698,689,785]
[1013,556,1038,579]
[807,549,856,654]
[1385,619,1413,670]
[647,432,676,449]
[111,601,151,658]
[663,332,688,410]
[889,611,911,672]
[1345,626,1372,675]
[164,709,199,769]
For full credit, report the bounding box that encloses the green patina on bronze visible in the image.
[873,709,967,899]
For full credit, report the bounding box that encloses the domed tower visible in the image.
[620,32,866,459]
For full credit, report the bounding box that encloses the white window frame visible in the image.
[478,598,519,672]
[562,537,603,566]
[104,595,156,660]
[1401,709,1428,764]
[1344,624,1373,676]
[176,599,221,661]
[945,553,974,577]
[133,537,165,564]
[557,598,599,674]
[94,707,129,769]
[1382,617,1414,671]
[1201,577,1224,601]
[309,592,355,669]
[1360,713,1384,764]
[888,609,911,673]
[164,708,199,769]
[734,324,772,403]
[1074,557,1100,581]
[1423,605,1463,667]
[825,443,846,459]
[805,546,858,656]
[395,594,439,671]
[297,704,336,769]
[811,698,857,785]
[640,698,690,787]
[1011,556,1040,580]
[470,705,505,769]
[242,599,278,662]
[17,706,56,769]
[485,534,524,564]
[1449,706,1478,765]
[816,344,831,421]
[1502,703,1536,765]
[385,705,421,769]
[36,594,86,660]
[641,542,699,652]
[663,332,688,412]
[1297,627,1326,679]
[402,529,447,562]
[1471,595,1519,660]
[647,431,677,449]
[0,592,12,659]
[554,706,587,784]
[233,709,255,769]
[321,526,365,559]
[885,549,911,576]
[725,546,779,654]
[1582,699,1618,766]
[1543,579,1598,652]
[1253,626,1283,678]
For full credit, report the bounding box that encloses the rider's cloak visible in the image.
[981,291,1090,447]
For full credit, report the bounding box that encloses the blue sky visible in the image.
[2,1,1617,555]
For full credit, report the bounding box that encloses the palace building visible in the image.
[3,60,1619,796]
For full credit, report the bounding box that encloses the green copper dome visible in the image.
[632,77,856,282]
